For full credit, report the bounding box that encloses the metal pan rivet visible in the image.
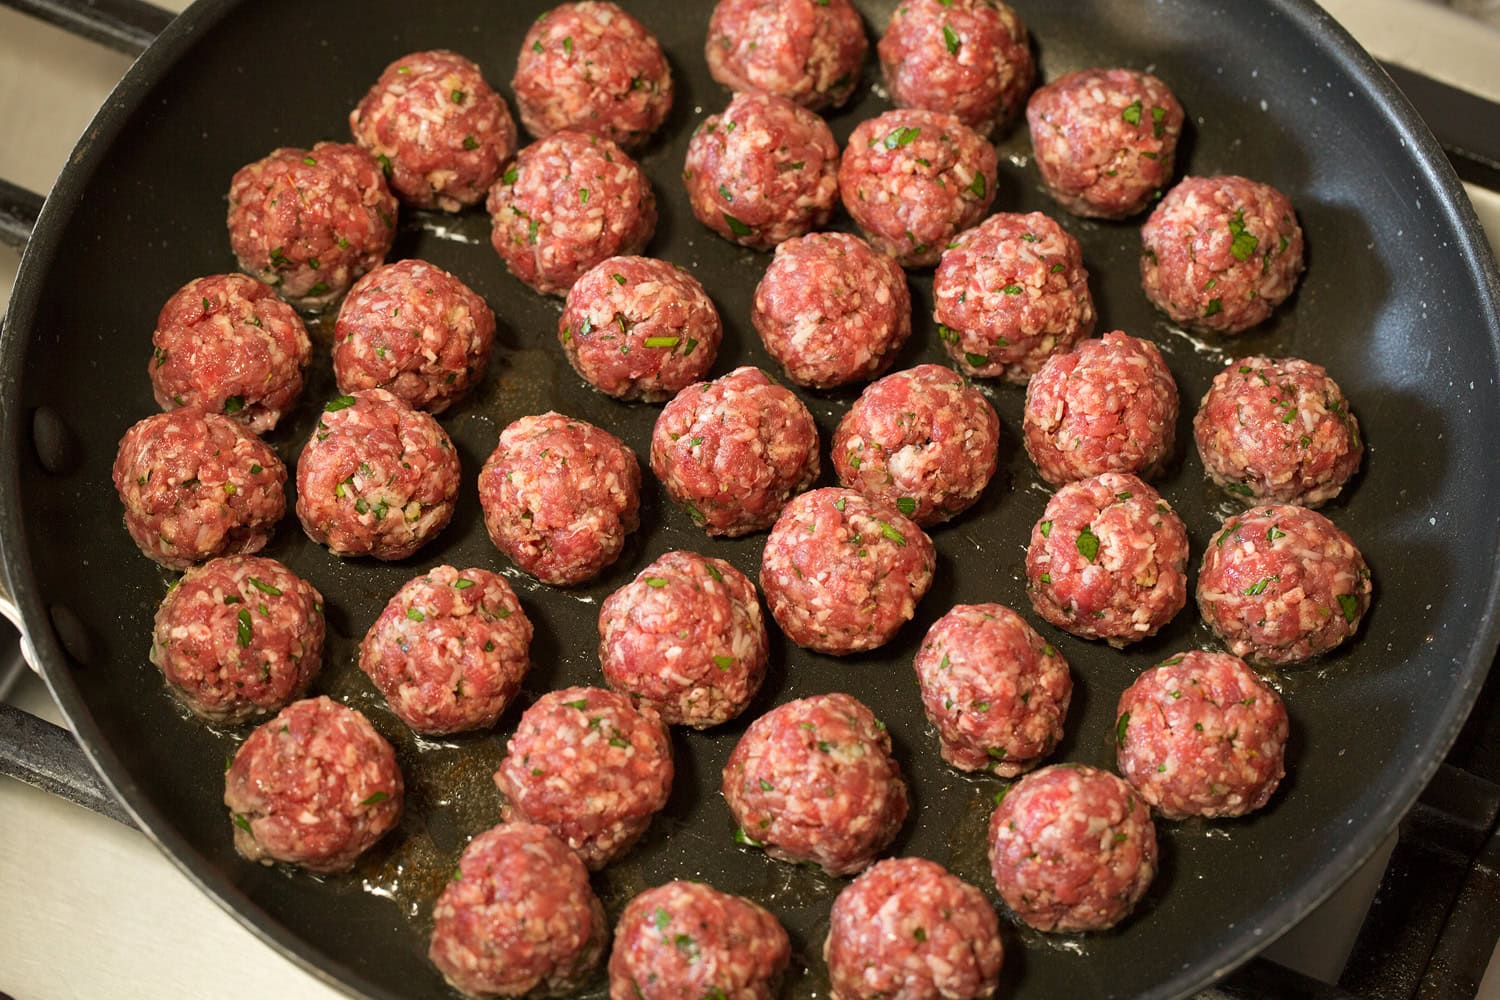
[48,604,94,666]
[31,406,78,476]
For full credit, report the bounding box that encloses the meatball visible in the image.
[559,256,722,401]
[839,109,998,268]
[333,259,496,413]
[477,412,642,586]
[1198,505,1372,666]
[832,363,1000,527]
[705,0,867,111]
[112,408,286,570]
[149,273,311,433]
[358,566,532,735]
[825,857,1004,1000]
[227,142,397,311]
[913,603,1070,775]
[224,696,403,873]
[683,91,839,250]
[650,366,820,537]
[1025,473,1189,647]
[1141,174,1306,334]
[722,693,908,876]
[512,1,672,149]
[1194,356,1363,507]
[349,49,518,211]
[493,686,673,869]
[1022,330,1179,486]
[988,763,1156,932]
[751,231,912,389]
[429,822,607,998]
[487,130,657,296]
[295,389,459,561]
[1026,68,1185,220]
[609,881,791,1000]
[933,211,1096,383]
[1116,650,1289,820]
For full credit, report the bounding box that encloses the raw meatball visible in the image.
[149,273,312,433]
[839,109,998,268]
[1198,505,1372,665]
[296,389,459,561]
[1025,473,1189,647]
[112,407,286,570]
[988,763,1156,932]
[150,556,323,724]
[609,881,791,1000]
[487,130,657,296]
[513,1,672,149]
[559,256,722,401]
[477,412,642,586]
[1141,175,1306,334]
[705,0,867,110]
[333,259,496,413]
[429,822,607,998]
[751,231,912,389]
[722,692,908,876]
[349,49,518,211]
[760,487,936,655]
[650,366,820,537]
[825,857,1004,1000]
[1116,650,1289,819]
[493,686,673,869]
[933,211,1096,383]
[1194,356,1363,507]
[1022,330,1178,486]
[227,142,397,311]
[224,696,402,873]
[358,566,532,735]
[683,91,839,250]
[832,363,1000,527]
[599,551,769,728]
[1026,68,1185,219]
[913,603,1070,775]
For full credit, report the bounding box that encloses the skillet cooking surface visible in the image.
[5,1,1500,997]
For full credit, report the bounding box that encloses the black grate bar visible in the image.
[0,702,135,827]
[1381,61,1500,193]
[0,179,44,252]
[0,0,172,58]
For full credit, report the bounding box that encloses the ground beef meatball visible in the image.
[761,487,936,655]
[609,881,791,1000]
[825,857,1004,1000]
[149,273,311,433]
[933,211,1096,383]
[878,0,1034,137]
[1141,175,1306,334]
[833,364,1000,528]
[487,130,657,296]
[1116,650,1289,820]
[1198,505,1372,666]
[650,366,820,537]
[705,0,867,111]
[113,408,286,570]
[513,1,672,149]
[349,49,518,211]
[751,231,911,389]
[358,566,532,736]
[683,91,839,250]
[227,142,397,311]
[913,603,1070,776]
[1022,331,1178,486]
[722,693,908,876]
[1194,356,1363,507]
[224,696,402,873]
[477,412,642,586]
[493,686,673,869]
[333,259,496,414]
[1025,473,1189,647]
[559,256,722,401]
[839,109,998,268]
[429,822,607,998]
[1026,68,1185,220]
